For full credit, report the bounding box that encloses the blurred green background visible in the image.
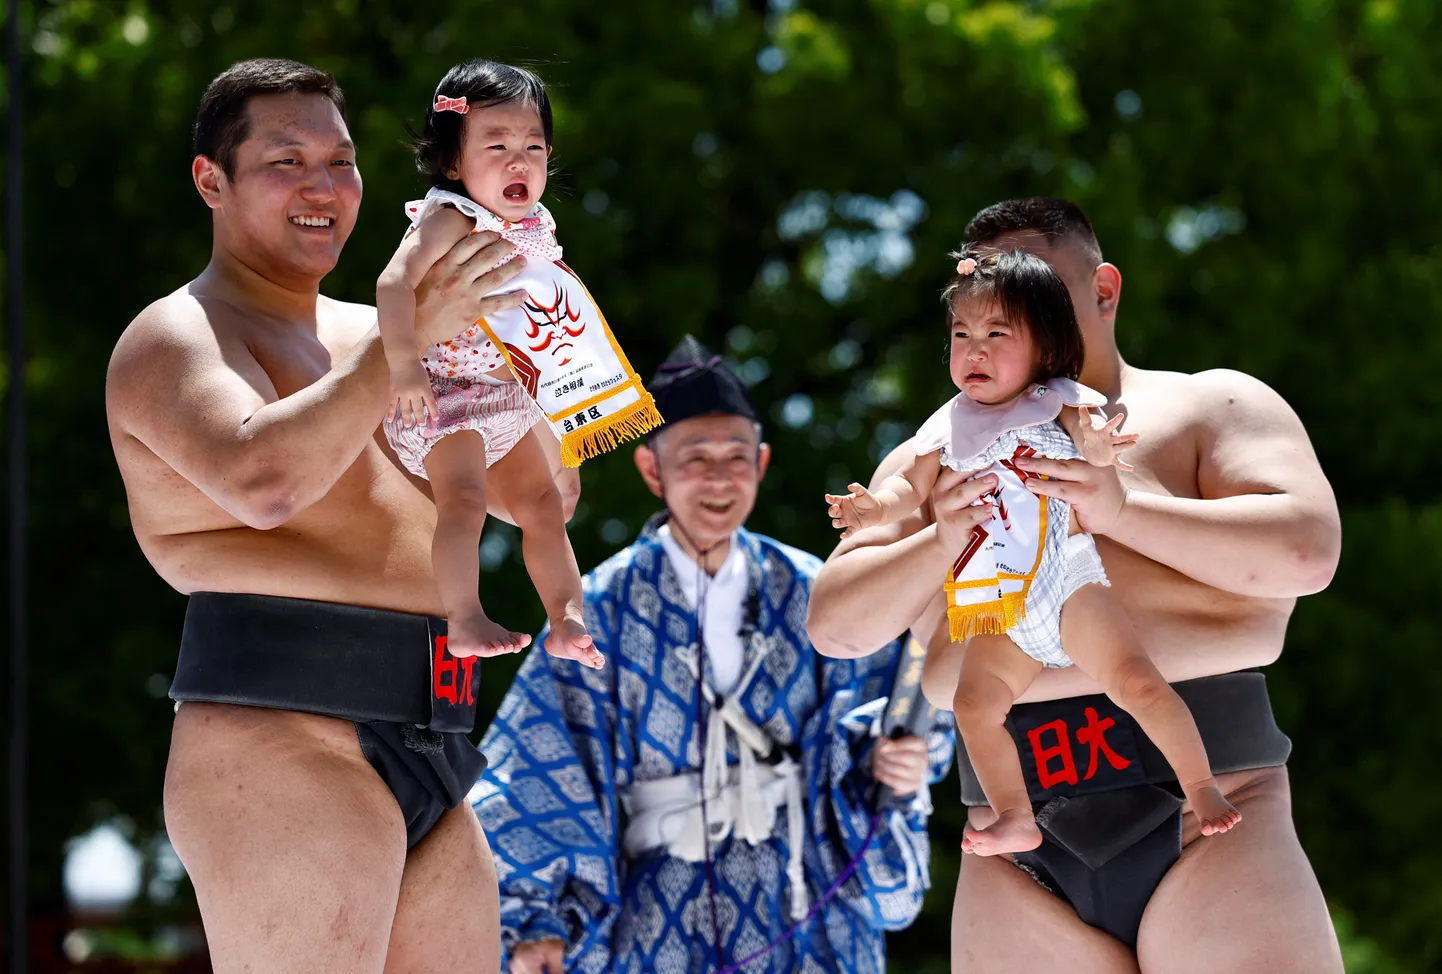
[2,0,1439,970]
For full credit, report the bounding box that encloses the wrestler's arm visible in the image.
[808,440,996,658]
[108,235,525,529]
[106,301,385,529]
[1024,369,1340,597]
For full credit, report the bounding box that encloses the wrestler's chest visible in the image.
[1106,409,1200,500]
[243,325,358,397]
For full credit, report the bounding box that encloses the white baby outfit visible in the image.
[913,377,1112,667]
[381,192,558,477]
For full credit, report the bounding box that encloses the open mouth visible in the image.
[502,182,529,204]
[698,499,734,514]
[964,371,990,382]
[289,215,334,228]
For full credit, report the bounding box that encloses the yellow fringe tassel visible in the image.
[559,394,664,468]
[947,593,1030,643]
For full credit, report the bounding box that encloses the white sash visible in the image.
[406,189,662,466]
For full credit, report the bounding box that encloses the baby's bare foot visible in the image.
[961,808,1043,857]
[448,612,531,658]
[1187,784,1242,836]
[545,612,605,669]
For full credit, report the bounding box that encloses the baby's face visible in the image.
[948,294,1038,404]
[450,99,550,223]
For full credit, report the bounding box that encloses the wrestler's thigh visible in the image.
[1137,767,1341,974]
[385,803,501,974]
[953,846,1139,974]
[164,704,408,974]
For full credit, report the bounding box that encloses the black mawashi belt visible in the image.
[957,670,1290,870]
[170,592,478,734]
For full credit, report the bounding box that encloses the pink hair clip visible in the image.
[956,257,977,276]
[435,94,469,115]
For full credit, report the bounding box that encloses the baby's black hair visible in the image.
[941,249,1085,382]
[410,59,552,194]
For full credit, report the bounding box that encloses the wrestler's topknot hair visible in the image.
[962,197,1103,268]
[410,59,553,195]
[942,249,1085,383]
[194,58,347,179]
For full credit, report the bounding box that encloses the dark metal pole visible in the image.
[5,0,25,968]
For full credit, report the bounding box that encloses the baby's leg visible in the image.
[487,431,603,669]
[422,432,531,658]
[921,626,964,712]
[1060,584,1241,836]
[952,634,1045,856]
[528,422,580,522]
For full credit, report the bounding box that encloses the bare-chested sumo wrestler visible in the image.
[807,197,1344,973]
[104,59,571,973]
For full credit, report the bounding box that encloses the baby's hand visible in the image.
[388,361,438,430]
[1074,406,1139,471]
[825,482,883,538]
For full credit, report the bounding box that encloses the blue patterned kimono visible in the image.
[473,518,954,973]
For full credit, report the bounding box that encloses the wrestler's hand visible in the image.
[509,938,565,974]
[871,734,929,796]
[825,483,882,538]
[930,468,998,553]
[1016,454,1128,535]
[387,361,438,430]
[413,229,529,351]
[1073,406,1139,471]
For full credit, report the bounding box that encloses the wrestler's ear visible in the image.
[1094,262,1122,323]
[633,443,665,499]
[192,154,226,210]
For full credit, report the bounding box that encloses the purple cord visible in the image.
[715,810,884,974]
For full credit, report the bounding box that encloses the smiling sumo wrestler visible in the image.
[105,58,538,973]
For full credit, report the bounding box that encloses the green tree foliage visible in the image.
[2,0,1438,967]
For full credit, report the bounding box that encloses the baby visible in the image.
[826,249,1240,855]
[377,59,658,666]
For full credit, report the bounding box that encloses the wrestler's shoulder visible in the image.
[118,285,208,340]
[108,286,223,394]
[114,284,261,360]
[318,294,378,335]
[1130,364,1286,403]
[1136,369,1309,444]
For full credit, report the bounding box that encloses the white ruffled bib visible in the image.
[913,377,1107,471]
